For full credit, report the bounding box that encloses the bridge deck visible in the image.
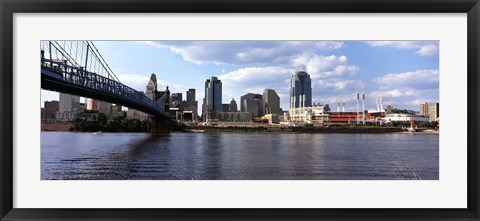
[41,59,169,118]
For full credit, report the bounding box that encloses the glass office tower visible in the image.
[290,65,312,109]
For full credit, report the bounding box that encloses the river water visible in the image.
[41,132,439,180]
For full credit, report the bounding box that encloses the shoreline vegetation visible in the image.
[43,115,150,133]
[182,125,438,134]
[42,117,439,135]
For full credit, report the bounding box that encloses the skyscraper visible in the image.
[290,65,312,109]
[186,88,196,105]
[127,75,156,121]
[182,88,198,121]
[145,73,157,101]
[229,98,238,112]
[59,93,80,112]
[240,93,263,116]
[56,93,81,120]
[262,89,282,115]
[419,102,439,122]
[204,76,222,120]
[246,100,261,117]
[171,93,183,108]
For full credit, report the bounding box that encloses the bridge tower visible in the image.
[150,74,172,133]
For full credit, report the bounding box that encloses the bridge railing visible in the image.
[42,59,165,114]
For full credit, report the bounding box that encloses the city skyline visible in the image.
[41,40,439,112]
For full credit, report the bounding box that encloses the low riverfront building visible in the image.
[288,106,329,125]
[328,112,364,124]
[214,112,253,122]
[384,114,429,125]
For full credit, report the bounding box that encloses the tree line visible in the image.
[70,113,150,132]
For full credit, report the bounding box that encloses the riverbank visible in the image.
[183,125,407,134]
[41,121,438,134]
[398,129,439,135]
[41,121,72,131]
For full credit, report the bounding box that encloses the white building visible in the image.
[288,106,329,124]
[126,108,148,121]
[384,114,429,124]
[56,93,81,120]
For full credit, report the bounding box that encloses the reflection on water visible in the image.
[41,132,439,180]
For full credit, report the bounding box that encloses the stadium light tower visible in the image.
[356,93,360,124]
[362,93,366,125]
[380,98,383,113]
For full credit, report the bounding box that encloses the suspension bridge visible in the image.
[41,41,172,133]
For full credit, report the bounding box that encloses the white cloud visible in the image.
[334,80,365,90]
[314,79,364,91]
[366,41,439,56]
[323,65,360,78]
[315,41,344,49]
[116,74,150,92]
[117,74,191,94]
[315,80,336,91]
[321,94,356,104]
[407,98,439,106]
[141,41,344,65]
[215,66,292,105]
[242,87,266,94]
[371,88,421,98]
[293,54,359,79]
[373,69,439,89]
[218,66,291,87]
[414,44,439,56]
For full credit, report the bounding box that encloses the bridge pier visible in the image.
[150,117,171,133]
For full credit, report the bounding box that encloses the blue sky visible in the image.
[41,40,439,112]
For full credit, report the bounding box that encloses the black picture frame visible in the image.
[1,0,479,220]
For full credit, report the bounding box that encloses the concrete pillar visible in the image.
[150,117,171,133]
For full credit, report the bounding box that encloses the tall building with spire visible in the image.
[127,73,156,121]
[229,98,238,112]
[290,65,312,110]
[145,73,157,100]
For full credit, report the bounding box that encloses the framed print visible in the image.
[1,0,479,220]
